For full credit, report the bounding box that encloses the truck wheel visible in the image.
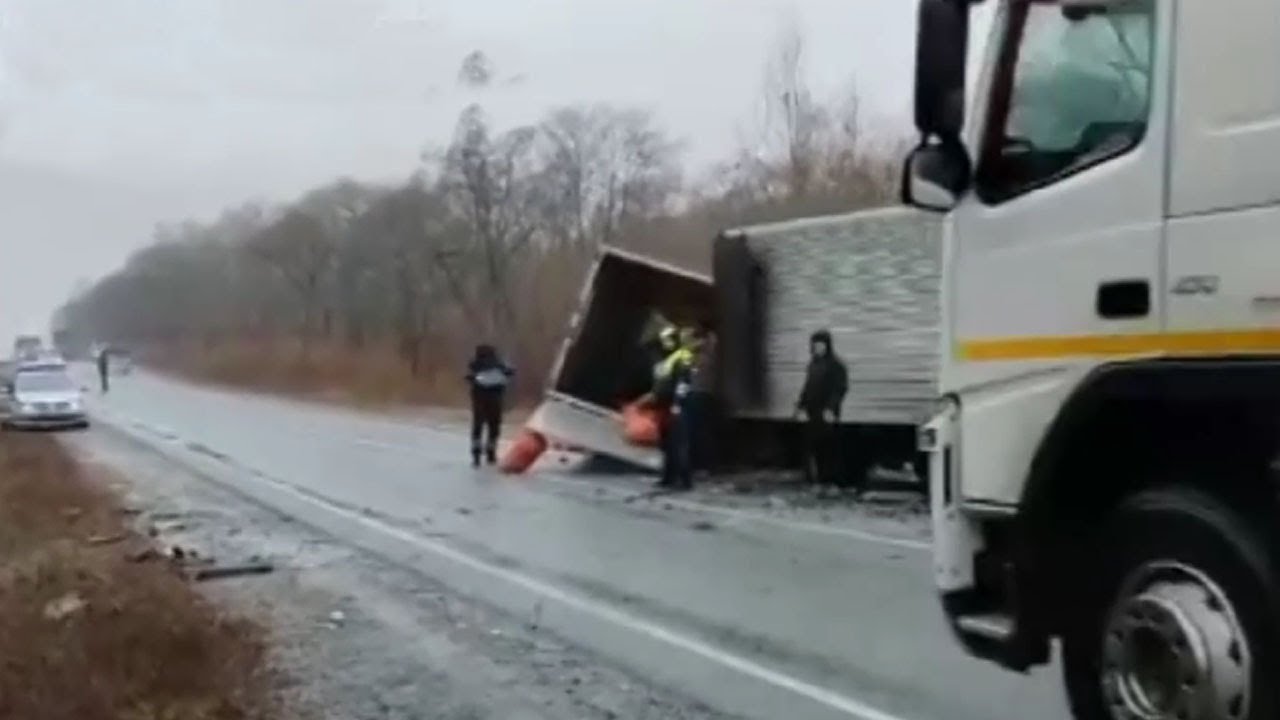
[1062,488,1280,720]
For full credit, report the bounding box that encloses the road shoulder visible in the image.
[68,425,736,720]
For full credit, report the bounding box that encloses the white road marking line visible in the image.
[233,467,915,720]
[102,411,915,720]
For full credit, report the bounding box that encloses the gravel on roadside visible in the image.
[69,429,737,720]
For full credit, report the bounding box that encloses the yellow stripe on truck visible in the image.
[957,329,1280,362]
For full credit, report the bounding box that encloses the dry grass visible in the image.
[144,244,593,414]
[0,433,279,720]
[148,340,474,409]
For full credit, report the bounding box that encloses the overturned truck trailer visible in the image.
[529,206,942,477]
[527,247,714,471]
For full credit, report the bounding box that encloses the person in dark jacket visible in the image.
[96,347,110,394]
[466,344,514,467]
[795,330,848,486]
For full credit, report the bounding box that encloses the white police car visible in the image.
[3,361,88,431]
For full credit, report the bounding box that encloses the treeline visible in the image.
[56,34,903,404]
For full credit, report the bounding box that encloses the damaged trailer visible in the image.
[526,247,714,471]
[527,206,942,483]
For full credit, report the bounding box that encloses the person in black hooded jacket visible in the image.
[795,330,848,486]
[466,344,515,467]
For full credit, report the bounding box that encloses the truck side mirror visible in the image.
[902,139,972,212]
[914,0,970,139]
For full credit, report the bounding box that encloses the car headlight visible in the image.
[19,403,37,415]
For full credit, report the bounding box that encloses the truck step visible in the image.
[956,613,1015,642]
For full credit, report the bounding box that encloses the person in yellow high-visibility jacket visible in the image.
[643,326,695,490]
[638,327,691,397]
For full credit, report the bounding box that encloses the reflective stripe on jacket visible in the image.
[654,348,694,381]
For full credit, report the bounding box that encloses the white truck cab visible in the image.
[905,1,1280,718]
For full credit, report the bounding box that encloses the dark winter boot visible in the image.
[485,444,498,466]
[471,448,482,468]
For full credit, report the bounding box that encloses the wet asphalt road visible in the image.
[78,369,1070,720]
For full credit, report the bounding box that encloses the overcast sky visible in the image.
[0,0,985,348]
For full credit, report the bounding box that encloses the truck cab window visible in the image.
[976,0,1155,204]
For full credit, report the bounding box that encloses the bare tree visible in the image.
[351,180,453,374]
[54,84,905,405]
[762,22,827,199]
[536,105,681,253]
[458,50,494,89]
[247,209,336,358]
[434,104,539,339]
[296,179,382,339]
[709,27,901,222]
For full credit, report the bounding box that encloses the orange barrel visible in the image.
[499,429,548,474]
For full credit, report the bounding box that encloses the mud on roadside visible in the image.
[0,432,279,720]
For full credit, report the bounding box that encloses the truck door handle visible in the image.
[1096,279,1151,319]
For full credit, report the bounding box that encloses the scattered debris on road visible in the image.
[42,593,87,622]
[0,434,278,720]
[153,519,188,534]
[192,561,275,582]
[128,546,162,563]
[84,532,128,546]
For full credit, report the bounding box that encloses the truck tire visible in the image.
[1062,488,1280,720]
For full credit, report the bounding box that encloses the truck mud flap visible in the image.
[527,393,661,472]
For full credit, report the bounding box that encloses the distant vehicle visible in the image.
[50,328,87,361]
[12,335,42,362]
[3,361,88,431]
[88,345,133,376]
[14,359,68,375]
[113,350,134,376]
[31,349,64,365]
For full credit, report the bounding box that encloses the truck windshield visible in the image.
[976,0,1155,203]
